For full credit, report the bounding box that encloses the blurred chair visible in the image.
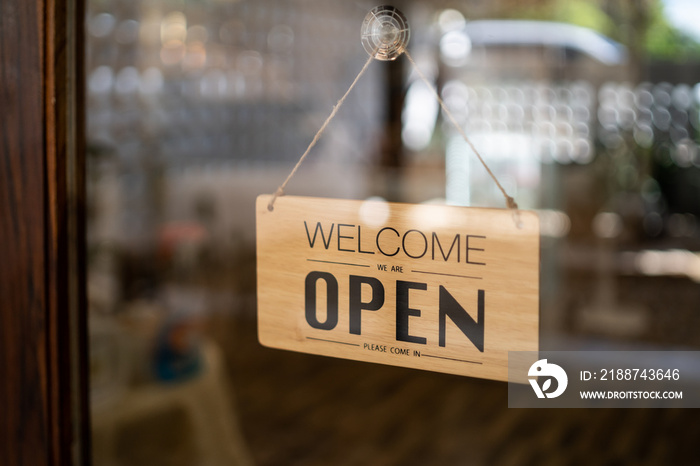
[91,341,253,466]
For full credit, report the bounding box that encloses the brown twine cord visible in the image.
[403,50,518,212]
[267,52,375,211]
[267,49,520,225]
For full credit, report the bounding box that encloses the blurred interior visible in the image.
[86,0,700,464]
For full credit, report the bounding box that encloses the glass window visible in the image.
[86,1,700,464]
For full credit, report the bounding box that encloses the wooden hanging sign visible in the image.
[256,195,539,381]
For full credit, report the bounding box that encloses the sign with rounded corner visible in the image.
[256,195,539,381]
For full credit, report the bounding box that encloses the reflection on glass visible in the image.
[86,1,700,464]
[86,1,381,464]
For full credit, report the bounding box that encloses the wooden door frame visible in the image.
[1,0,89,464]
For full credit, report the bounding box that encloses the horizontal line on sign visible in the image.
[411,270,482,280]
[306,337,360,347]
[307,259,370,268]
[422,354,482,365]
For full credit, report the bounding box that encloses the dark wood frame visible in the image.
[1,0,88,464]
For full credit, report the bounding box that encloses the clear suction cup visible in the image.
[361,5,410,61]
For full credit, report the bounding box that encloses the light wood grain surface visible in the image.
[257,195,539,380]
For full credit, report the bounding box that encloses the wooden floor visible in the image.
[224,316,699,466]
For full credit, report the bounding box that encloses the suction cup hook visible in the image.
[361,5,410,61]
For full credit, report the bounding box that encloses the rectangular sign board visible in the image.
[256,195,539,381]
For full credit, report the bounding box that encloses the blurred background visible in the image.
[86,0,700,464]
